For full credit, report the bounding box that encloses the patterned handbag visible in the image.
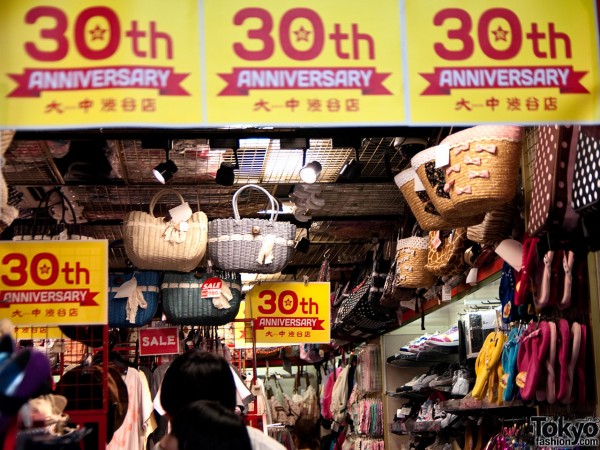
[379,260,414,309]
[395,236,436,288]
[572,126,600,215]
[425,228,467,277]
[528,125,579,235]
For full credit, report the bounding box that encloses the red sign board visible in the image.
[139,327,180,356]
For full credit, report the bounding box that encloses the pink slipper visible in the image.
[576,324,587,406]
[558,251,575,310]
[534,250,554,309]
[555,319,571,402]
[516,323,535,397]
[558,322,581,405]
[521,321,550,402]
[543,321,557,404]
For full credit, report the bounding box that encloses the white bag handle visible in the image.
[232,184,279,222]
[149,189,186,217]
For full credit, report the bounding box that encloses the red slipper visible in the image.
[558,322,581,405]
[521,321,550,403]
[555,319,571,402]
[576,324,587,406]
[543,321,557,404]
[515,236,539,306]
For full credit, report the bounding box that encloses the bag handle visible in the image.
[231,184,278,222]
[149,189,186,217]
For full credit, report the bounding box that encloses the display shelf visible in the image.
[386,351,459,367]
[387,388,464,401]
[439,397,535,415]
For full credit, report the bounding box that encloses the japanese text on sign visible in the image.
[246,282,330,344]
[405,0,600,123]
[0,241,108,326]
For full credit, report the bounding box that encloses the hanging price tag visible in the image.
[435,143,450,168]
[413,172,426,191]
[201,277,223,298]
[442,283,452,302]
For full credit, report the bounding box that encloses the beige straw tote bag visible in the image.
[395,235,436,289]
[411,147,484,226]
[439,125,524,217]
[123,189,208,272]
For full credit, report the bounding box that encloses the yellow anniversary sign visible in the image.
[204,0,404,125]
[0,1,202,128]
[245,282,330,344]
[0,241,108,326]
[405,0,600,124]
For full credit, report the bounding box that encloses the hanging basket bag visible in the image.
[207,184,296,274]
[395,236,436,288]
[394,167,453,232]
[411,147,485,226]
[162,271,242,325]
[425,228,467,277]
[108,271,160,328]
[439,125,524,217]
[122,189,208,272]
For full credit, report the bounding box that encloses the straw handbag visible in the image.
[394,167,451,232]
[439,125,524,217]
[411,147,484,226]
[207,184,296,274]
[108,271,160,328]
[395,236,436,288]
[162,271,241,325]
[425,228,467,277]
[123,189,208,272]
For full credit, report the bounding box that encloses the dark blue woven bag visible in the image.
[108,271,160,327]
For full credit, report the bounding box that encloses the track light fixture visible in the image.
[215,148,240,186]
[152,146,177,184]
[338,147,362,182]
[298,149,321,184]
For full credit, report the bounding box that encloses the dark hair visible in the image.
[171,400,252,450]
[293,417,320,450]
[160,350,236,416]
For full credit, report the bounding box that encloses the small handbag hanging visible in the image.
[161,270,242,325]
[395,228,436,288]
[108,271,160,328]
[122,189,208,272]
[379,260,414,309]
[425,228,467,277]
[528,125,580,236]
[207,184,296,274]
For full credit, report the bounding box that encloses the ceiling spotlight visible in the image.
[338,148,362,182]
[152,147,177,184]
[299,161,322,184]
[215,149,240,186]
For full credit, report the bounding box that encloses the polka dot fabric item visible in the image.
[528,125,578,236]
[572,126,600,215]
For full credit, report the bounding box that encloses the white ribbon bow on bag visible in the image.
[256,234,276,265]
[163,221,189,244]
[212,283,233,310]
[114,276,148,324]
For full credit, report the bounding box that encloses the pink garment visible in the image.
[321,367,342,421]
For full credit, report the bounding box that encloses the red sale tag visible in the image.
[201,277,223,298]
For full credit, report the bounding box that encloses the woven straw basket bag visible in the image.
[395,167,479,231]
[208,184,296,274]
[108,271,160,328]
[162,271,242,325]
[411,147,484,226]
[439,125,523,217]
[123,189,208,272]
[395,236,436,288]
